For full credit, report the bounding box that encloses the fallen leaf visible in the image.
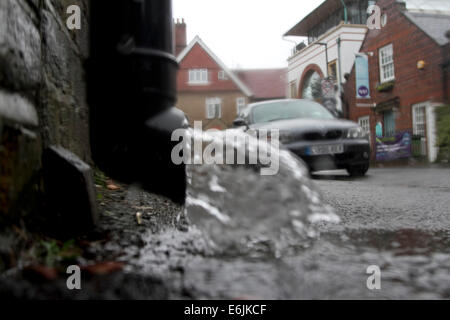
[106,180,120,191]
[81,262,124,275]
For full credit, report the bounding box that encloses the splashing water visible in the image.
[181,128,340,257]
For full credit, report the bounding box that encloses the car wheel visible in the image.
[347,164,369,177]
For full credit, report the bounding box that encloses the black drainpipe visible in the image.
[444,55,450,105]
[87,0,187,204]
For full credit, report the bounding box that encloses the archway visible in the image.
[298,64,324,100]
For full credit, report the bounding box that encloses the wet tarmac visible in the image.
[132,167,450,299]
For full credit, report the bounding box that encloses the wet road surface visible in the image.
[139,167,450,299]
[313,167,450,231]
[2,167,449,299]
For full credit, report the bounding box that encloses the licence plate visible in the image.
[309,144,344,155]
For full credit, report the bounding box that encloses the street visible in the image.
[2,167,450,300]
[314,167,450,231]
[130,167,450,300]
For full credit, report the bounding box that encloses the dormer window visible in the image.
[188,69,208,85]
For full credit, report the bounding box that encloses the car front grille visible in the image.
[303,130,343,141]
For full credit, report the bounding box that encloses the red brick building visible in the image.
[344,0,450,163]
[174,20,286,130]
[175,35,252,130]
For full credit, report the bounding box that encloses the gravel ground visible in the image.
[0,183,189,299]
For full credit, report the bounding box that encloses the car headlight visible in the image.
[347,127,367,139]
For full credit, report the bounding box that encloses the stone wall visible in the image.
[0,0,90,222]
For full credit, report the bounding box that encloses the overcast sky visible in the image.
[173,0,449,70]
[172,0,323,69]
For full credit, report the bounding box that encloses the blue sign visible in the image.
[358,85,369,98]
[355,54,371,99]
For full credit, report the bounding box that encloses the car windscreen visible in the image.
[251,100,335,124]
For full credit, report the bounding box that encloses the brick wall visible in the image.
[344,0,447,158]
[0,0,90,220]
[444,42,450,104]
[177,91,249,130]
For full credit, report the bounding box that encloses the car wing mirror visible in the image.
[233,118,248,128]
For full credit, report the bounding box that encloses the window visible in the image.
[218,70,228,80]
[328,60,337,82]
[206,98,221,119]
[236,97,246,116]
[251,100,334,124]
[383,110,396,137]
[306,0,369,44]
[358,116,371,143]
[189,69,208,84]
[379,44,395,83]
[412,103,426,137]
[412,103,427,156]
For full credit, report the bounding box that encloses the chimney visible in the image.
[174,18,187,57]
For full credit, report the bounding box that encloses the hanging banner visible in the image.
[376,131,412,161]
[355,54,370,99]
